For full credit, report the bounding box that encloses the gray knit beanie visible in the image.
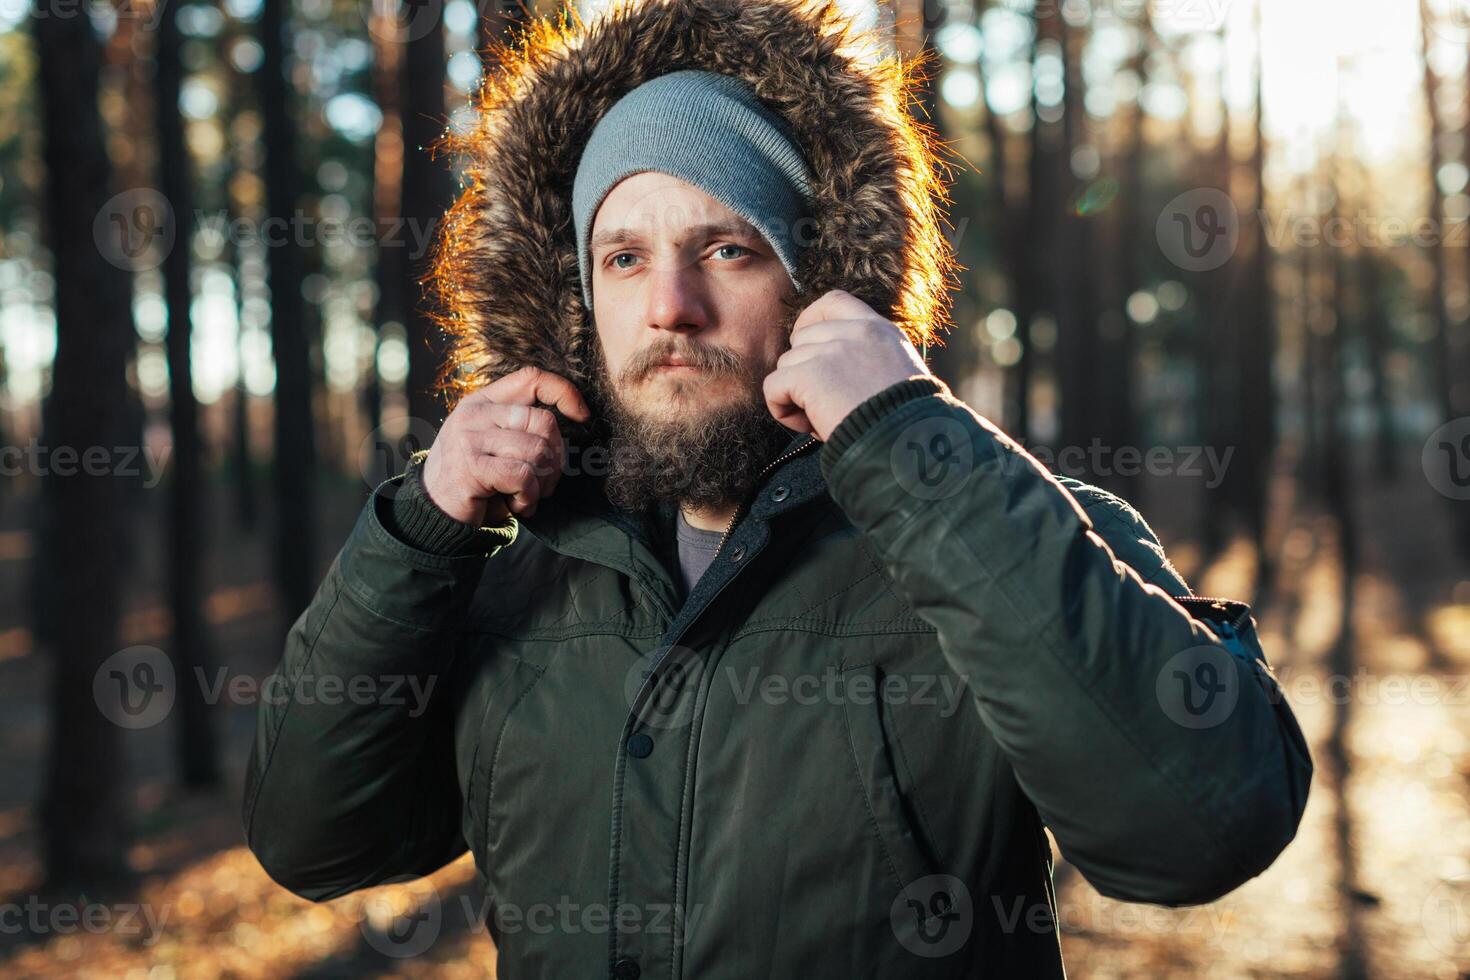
[572,69,818,310]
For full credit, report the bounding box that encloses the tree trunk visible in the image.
[1420,0,1470,558]
[1013,20,1050,445]
[1357,245,1396,480]
[1195,33,1235,556]
[34,0,136,890]
[1102,6,1150,503]
[972,0,1020,431]
[261,0,317,619]
[366,24,404,466]
[1238,0,1277,576]
[402,6,451,430]
[1054,12,1101,470]
[157,0,219,786]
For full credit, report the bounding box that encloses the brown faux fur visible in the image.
[424,0,962,421]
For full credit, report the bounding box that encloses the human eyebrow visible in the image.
[686,221,760,245]
[590,228,641,255]
[589,221,760,256]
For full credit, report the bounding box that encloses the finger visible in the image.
[783,319,868,348]
[791,289,877,335]
[482,401,559,440]
[470,452,541,516]
[470,427,558,503]
[775,339,840,369]
[489,365,592,422]
[482,403,566,495]
[762,365,814,434]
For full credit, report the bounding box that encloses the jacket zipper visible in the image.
[636,434,821,702]
[711,434,819,559]
[1177,594,1254,631]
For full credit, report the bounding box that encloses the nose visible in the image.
[643,259,711,334]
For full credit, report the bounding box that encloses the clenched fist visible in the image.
[419,365,592,526]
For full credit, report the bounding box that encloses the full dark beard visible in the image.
[585,342,797,514]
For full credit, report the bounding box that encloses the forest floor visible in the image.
[0,441,1466,979]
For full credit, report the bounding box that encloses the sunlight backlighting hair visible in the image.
[421,0,962,416]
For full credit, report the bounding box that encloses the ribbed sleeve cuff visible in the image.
[819,374,952,485]
[383,450,517,557]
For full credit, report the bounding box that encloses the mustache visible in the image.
[622,339,748,383]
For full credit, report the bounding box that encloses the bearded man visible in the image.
[243,2,1312,977]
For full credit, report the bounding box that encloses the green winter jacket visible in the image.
[242,376,1311,979]
[242,1,1312,975]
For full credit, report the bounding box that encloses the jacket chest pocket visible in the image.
[839,661,941,891]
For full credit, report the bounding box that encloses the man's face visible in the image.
[589,171,796,418]
[585,171,802,511]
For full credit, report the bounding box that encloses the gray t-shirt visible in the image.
[674,508,725,599]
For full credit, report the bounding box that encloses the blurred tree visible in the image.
[1297,167,1324,498]
[1419,0,1470,560]
[1420,2,1456,436]
[157,0,219,788]
[1355,235,1396,482]
[402,1,452,430]
[1237,0,1277,586]
[32,0,136,888]
[367,20,404,457]
[972,0,1021,431]
[260,0,318,619]
[220,36,258,531]
[1100,3,1151,504]
[1012,12,1050,444]
[1054,7,1103,472]
[1195,22,1235,557]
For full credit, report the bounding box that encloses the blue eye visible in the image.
[610,253,639,270]
[713,244,748,260]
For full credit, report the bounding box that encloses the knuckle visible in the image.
[528,405,558,438]
[506,456,535,484]
[501,402,531,429]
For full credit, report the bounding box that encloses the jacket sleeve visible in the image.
[241,450,516,902]
[819,375,1313,906]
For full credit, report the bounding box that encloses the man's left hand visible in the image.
[763,289,934,441]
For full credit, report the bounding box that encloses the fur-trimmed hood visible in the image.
[425,0,960,421]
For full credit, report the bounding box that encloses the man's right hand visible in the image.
[419,366,593,526]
